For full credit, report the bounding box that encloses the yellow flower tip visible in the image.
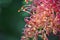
[33,27,36,31]
[28,25,32,28]
[53,29,57,35]
[25,0,28,4]
[18,9,20,12]
[41,4,44,6]
[21,36,26,39]
[21,6,24,9]
[23,9,26,11]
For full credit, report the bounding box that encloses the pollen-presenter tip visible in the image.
[25,0,28,4]
[18,10,20,12]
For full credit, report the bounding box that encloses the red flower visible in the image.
[20,0,60,40]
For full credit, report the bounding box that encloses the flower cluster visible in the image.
[19,0,60,40]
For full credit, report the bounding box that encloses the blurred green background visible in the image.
[0,0,58,40]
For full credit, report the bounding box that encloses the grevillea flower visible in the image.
[18,0,60,40]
